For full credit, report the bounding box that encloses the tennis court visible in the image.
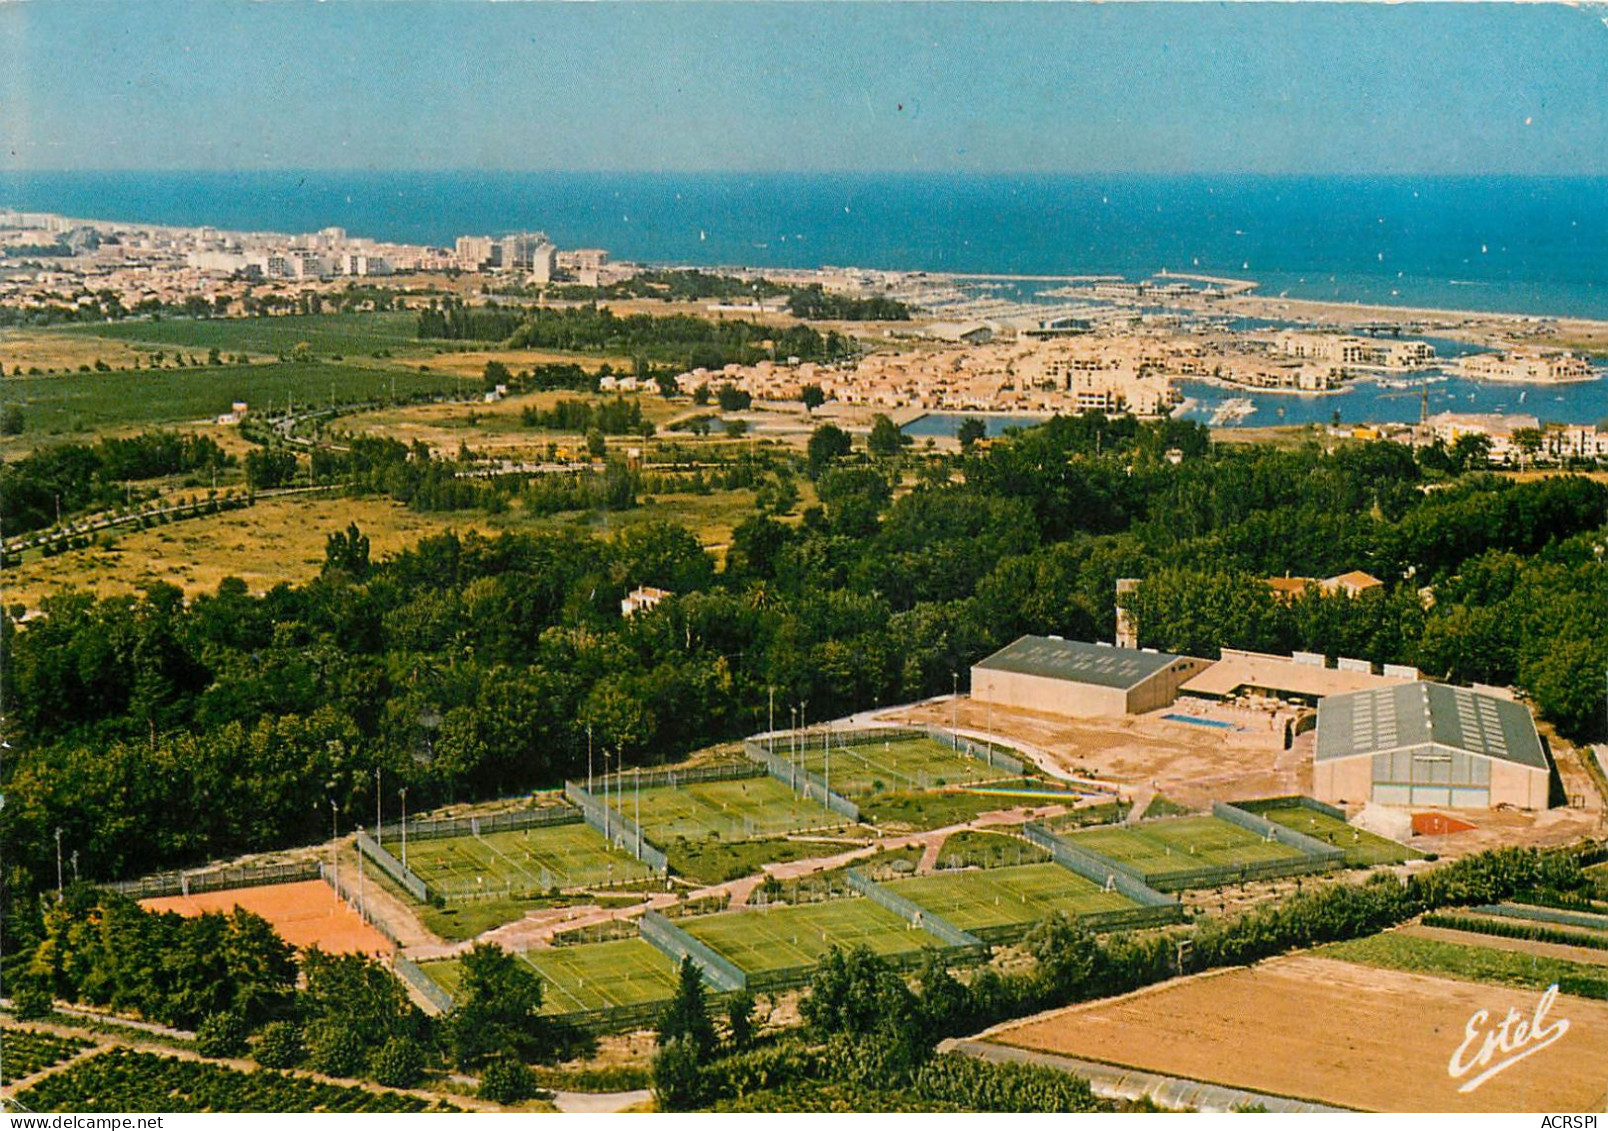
[419,937,679,1015]
[631,776,849,842]
[781,735,997,796]
[1251,804,1418,866]
[887,863,1141,934]
[682,898,933,974]
[404,821,654,898]
[1070,816,1311,885]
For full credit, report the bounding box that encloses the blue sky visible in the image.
[2,2,1604,175]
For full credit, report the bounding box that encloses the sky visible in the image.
[2,2,1605,176]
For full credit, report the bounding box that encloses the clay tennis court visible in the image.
[986,954,1608,1112]
[142,880,393,958]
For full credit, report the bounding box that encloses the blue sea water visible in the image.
[2,170,1606,320]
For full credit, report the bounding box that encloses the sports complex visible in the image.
[115,713,1443,1066]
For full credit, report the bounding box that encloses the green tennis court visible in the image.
[1251,804,1418,866]
[682,898,933,974]
[887,862,1140,933]
[780,736,998,796]
[630,776,849,842]
[1070,816,1311,884]
[419,937,679,1015]
[404,821,654,898]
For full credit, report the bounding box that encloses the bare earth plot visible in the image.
[889,699,1302,809]
[142,880,393,958]
[986,954,1608,1112]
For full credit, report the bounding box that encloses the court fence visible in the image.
[867,724,1028,777]
[393,953,455,1016]
[638,909,747,991]
[845,867,985,954]
[1211,802,1348,865]
[104,859,322,901]
[564,781,670,875]
[355,829,432,903]
[317,859,403,949]
[372,805,582,847]
[741,741,861,822]
[1229,794,1348,823]
[1022,822,1178,905]
[1026,809,1341,894]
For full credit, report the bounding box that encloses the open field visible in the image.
[682,898,932,974]
[0,328,152,374]
[404,822,655,897]
[1401,924,1608,968]
[141,879,392,957]
[3,477,772,611]
[1246,802,1419,866]
[632,776,850,843]
[2,359,459,437]
[787,735,997,797]
[420,937,679,1015]
[888,862,1140,934]
[987,952,1608,1112]
[59,312,425,357]
[1068,816,1312,886]
[1318,929,1608,998]
[1,492,455,609]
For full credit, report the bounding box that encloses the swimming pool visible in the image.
[1163,713,1238,730]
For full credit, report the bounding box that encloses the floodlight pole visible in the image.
[374,765,382,847]
[768,686,775,755]
[635,767,641,856]
[952,672,960,749]
[54,827,63,896]
[399,787,409,870]
[356,825,366,921]
[587,725,594,792]
[330,800,340,893]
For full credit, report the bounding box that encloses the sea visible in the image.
[4,170,1607,427]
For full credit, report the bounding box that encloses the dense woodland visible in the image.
[416,301,855,369]
[2,413,1606,949]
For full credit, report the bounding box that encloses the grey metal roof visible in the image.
[1315,682,1548,770]
[973,636,1188,691]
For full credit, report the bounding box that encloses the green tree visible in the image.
[957,417,987,450]
[657,957,716,1059]
[1,404,25,435]
[868,414,902,457]
[724,986,757,1051]
[448,941,548,1070]
[800,384,826,412]
[586,428,607,458]
[805,423,853,479]
[651,1035,707,1112]
[323,523,371,578]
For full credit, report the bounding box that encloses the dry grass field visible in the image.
[988,953,1608,1112]
[142,880,393,958]
[0,329,151,374]
[3,493,457,608]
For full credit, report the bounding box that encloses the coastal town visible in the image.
[4,207,1603,466]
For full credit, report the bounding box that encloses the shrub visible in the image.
[195,1011,250,1059]
[253,1021,305,1070]
[306,1021,368,1079]
[371,1037,426,1089]
[478,1055,537,1105]
[650,1035,708,1112]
